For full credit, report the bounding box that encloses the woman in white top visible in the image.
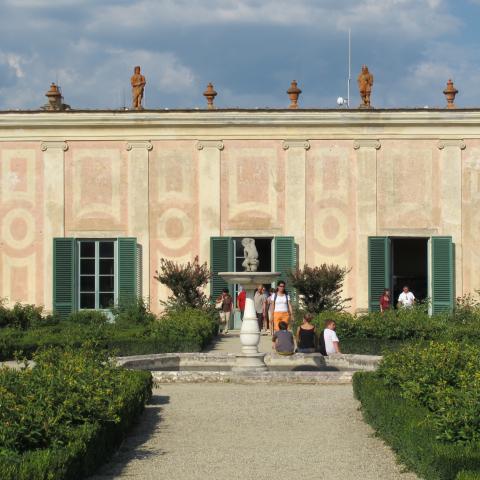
[269,280,293,332]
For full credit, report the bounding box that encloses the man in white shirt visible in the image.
[398,286,415,308]
[323,320,341,355]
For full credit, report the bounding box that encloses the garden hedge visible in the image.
[0,346,153,480]
[353,372,480,480]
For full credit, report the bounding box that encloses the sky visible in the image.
[1,0,480,110]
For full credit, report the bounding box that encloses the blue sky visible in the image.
[1,0,480,110]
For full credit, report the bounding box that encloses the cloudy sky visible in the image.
[1,0,479,110]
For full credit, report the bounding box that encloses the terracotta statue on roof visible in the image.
[357,65,373,109]
[131,66,146,110]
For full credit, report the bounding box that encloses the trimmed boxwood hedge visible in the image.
[0,346,152,480]
[353,372,480,480]
[0,305,218,361]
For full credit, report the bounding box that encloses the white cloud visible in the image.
[87,0,460,38]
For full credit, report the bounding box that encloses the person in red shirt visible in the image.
[379,288,391,313]
[237,288,246,320]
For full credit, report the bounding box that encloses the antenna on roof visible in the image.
[337,29,351,108]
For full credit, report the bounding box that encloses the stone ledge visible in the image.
[152,370,354,385]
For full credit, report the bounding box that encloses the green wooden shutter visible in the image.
[118,237,137,305]
[53,237,76,318]
[210,237,233,300]
[368,237,391,312]
[431,236,454,315]
[274,236,296,289]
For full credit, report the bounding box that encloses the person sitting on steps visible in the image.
[272,321,295,355]
[296,313,316,353]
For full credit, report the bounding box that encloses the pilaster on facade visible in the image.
[353,139,381,150]
[126,141,152,303]
[282,140,310,151]
[197,140,223,291]
[437,139,465,296]
[41,140,67,309]
[283,140,309,267]
[196,140,224,151]
[353,139,380,311]
[125,141,153,151]
[437,139,466,150]
[40,141,68,151]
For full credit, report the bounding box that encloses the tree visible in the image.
[288,263,351,313]
[153,256,212,309]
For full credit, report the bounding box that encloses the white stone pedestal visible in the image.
[219,272,279,372]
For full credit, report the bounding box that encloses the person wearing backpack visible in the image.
[269,280,293,332]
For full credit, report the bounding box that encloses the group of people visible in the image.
[272,315,340,356]
[379,285,416,312]
[215,279,341,356]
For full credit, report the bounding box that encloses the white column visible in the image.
[126,141,152,303]
[41,141,68,311]
[353,139,381,312]
[437,139,465,297]
[196,140,223,295]
[282,140,309,267]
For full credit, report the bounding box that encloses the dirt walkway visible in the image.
[90,384,418,480]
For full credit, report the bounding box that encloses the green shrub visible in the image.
[0,345,152,479]
[0,300,59,330]
[288,263,351,313]
[111,298,156,326]
[353,372,480,480]
[378,341,480,444]
[456,472,480,480]
[65,309,110,326]
[151,307,217,352]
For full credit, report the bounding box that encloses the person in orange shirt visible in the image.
[269,280,293,332]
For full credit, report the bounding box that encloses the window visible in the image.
[78,240,116,309]
[54,237,138,318]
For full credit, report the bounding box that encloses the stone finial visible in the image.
[358,65,374,109]
[203,83,217,109]
[41,83,69,111]
[287,80,302,109]
[443,79,458,109]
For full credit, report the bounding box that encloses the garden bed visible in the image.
[0,345,152,480]
[353,341,480,480]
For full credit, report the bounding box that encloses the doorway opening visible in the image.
[391,237,428,304]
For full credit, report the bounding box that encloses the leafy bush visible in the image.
[154,256,212,309]
[353,372,480,480]
[0,300,59,330]
[288,263,351,313]
[111,298,156,326]
[0,345,152,479]
[65,309,110,326]
[151,307,218,352]
[378,341,480,444]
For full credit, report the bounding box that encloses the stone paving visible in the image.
[88,334,418,480]
[89,384,418,480]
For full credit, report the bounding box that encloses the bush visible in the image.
[111,298,156,327]
[288,263,351,313]
[151,307,217,352]
[378,341,480,444]
[353,372,480,480]
[154,256,212,309]
[0,345,152,479]
[0,300,59,330]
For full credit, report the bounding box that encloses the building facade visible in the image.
[0,109,478,315]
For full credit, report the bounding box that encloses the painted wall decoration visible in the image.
[0,144,43,304]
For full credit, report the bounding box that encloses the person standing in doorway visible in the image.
[379,288,391,313]
[398,285,415,308]
[237,287,246,320]
[265,287,275,334]
[254,285,265,332]
[216,288,233,334]
[269,280,293,332]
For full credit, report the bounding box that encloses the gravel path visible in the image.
[90,384,418,480]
